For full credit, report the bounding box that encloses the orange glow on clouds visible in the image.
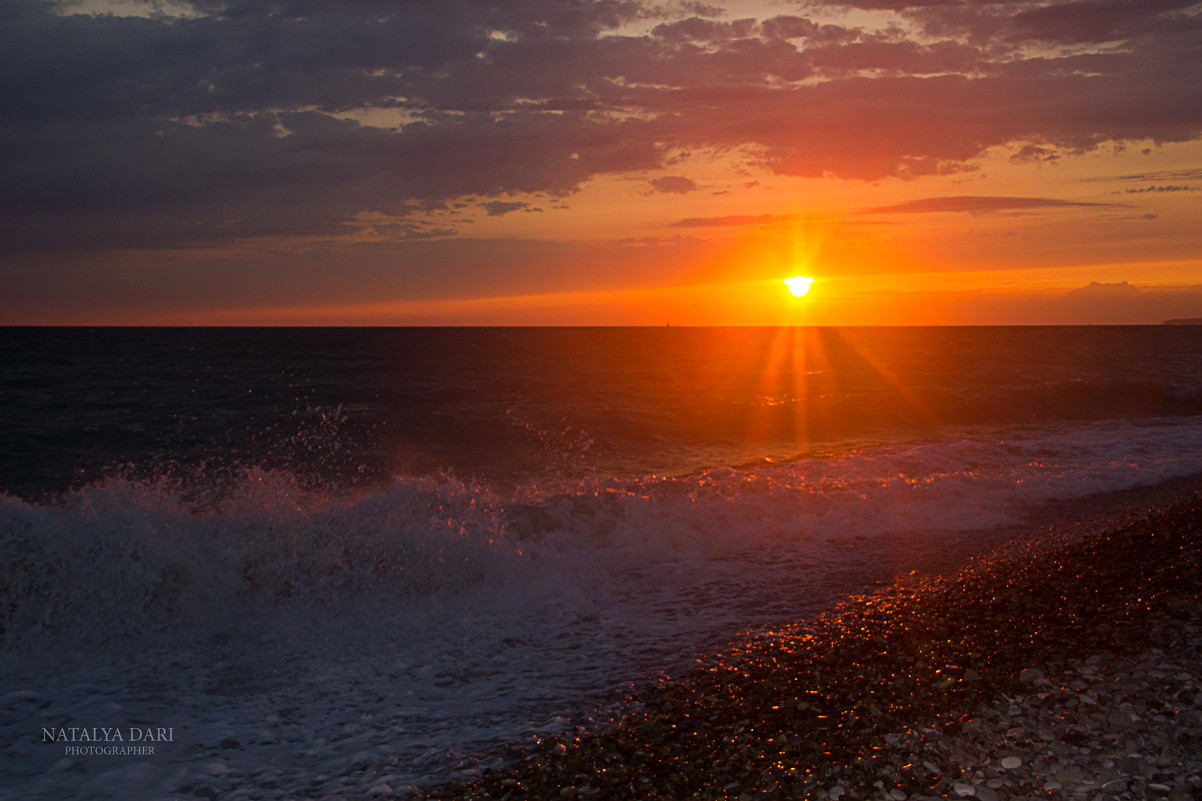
[2,3,1200,326]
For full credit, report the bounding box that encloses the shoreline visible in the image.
[419,487,1202,801]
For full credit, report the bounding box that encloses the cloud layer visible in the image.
[861,196,1116,214]
[1,0,1200,255]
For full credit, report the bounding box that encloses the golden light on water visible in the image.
[783,276,814,298]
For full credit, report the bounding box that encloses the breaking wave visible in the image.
[6,417,1202,648]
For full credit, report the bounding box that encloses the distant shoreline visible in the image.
[1164,318,1202,325]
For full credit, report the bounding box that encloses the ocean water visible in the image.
[3,326,1202,800]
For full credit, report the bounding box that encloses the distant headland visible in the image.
[1164,318,1202,325]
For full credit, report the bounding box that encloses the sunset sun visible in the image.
[783,276,814,298]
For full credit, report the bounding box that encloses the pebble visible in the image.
[349,750,376,765]
[415,502,1202,801]
[863,647,1202,801]
[1054,766,1084,783]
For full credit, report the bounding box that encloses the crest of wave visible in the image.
[0,469,527,648]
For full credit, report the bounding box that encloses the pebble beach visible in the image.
[418,493,1202,801]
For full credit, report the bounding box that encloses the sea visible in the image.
[3,325,1202,800]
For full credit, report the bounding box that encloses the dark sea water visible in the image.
[3,326,1202,800]
[5,326,1201,496]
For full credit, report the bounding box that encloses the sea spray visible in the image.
[6,418,1202,649]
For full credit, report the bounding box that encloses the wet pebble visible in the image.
[1019,668,1045,685]
[418,500,1202,801]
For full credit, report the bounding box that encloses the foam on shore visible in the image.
[4,472,1201,801]
[422,489,1202,801]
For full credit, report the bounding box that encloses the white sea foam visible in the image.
[4,417,1202,800]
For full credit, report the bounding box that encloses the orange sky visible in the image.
[2,0,1200,325]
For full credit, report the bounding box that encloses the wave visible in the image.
[988,377,1202,422]
[0,471,517,645]
[5,418,1202,648]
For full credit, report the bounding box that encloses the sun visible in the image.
[783,275,814,298]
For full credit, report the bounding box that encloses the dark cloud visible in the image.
[649,175,699,193]
[1010,144,1061,164]
[1010,0,1200,44]
[651,16,759,43]
[671,213,784,227]
[1,0,1200,256]
[759,15,821,40]
[815,1,964,8]
[1102,168,1202,183]
[482,201,531,216]
[861,196,1114,214]
[1065,280,1141,298]
[1122,185,1198,193]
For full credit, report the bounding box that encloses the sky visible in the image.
[1,0,1200,325]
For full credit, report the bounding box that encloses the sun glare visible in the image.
[784,276,814,298]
